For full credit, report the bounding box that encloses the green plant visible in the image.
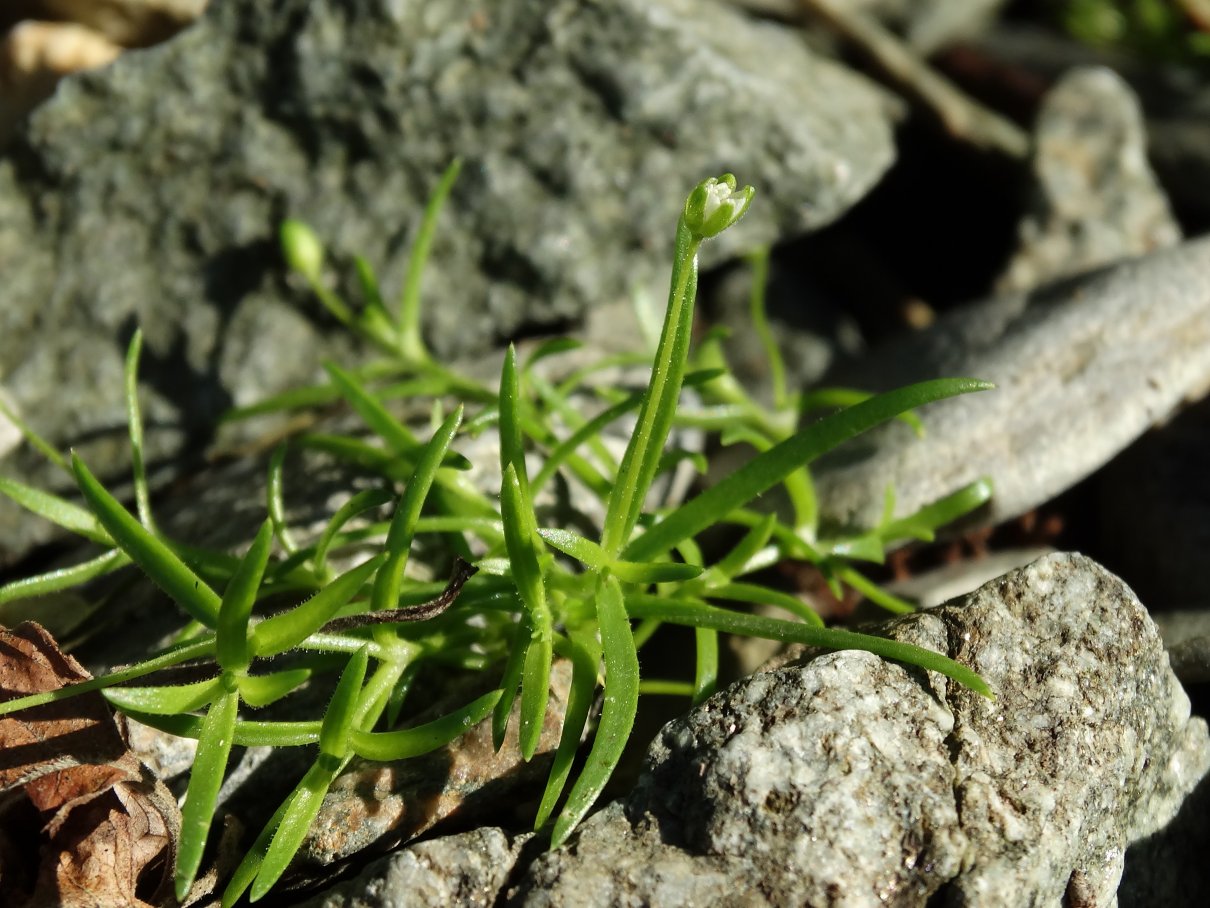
[1059,0,1210,63]
[0,168,994,904]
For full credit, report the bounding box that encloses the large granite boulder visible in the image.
[507,553,1210,906]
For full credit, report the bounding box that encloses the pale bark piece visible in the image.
[0,21,122,143]
[2,2,208,48]
[813,236,1210,533]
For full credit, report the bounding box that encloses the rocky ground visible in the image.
[2,1,1210,905]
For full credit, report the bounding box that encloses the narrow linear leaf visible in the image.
[693,626,718,705]
[746,245,789,409]
[104,677,225,715]
[800,387,926,435]
[384,405,464,560]
[0,394,68,473]
[0,477,112,543]
[528,371,619,478]
[371,406,465,613]
[524,337,582,369]
[655,447,709,479]
[124,328,154,530]
[501,464,547,617]
[313,488,395,576]
[350,689,501,761]
[319,645,369,759]
[500,462,552,759]
[266,444,298,555]
[122,709,322,747]
[221,798,287,908]
[551,574,638,847]
[398,157,461,361]
[353,254,395,337]
[624,379,994,562]
[72,453,222,626]
[0,548,129,606]
[537,529,699,584]
[347,653,409,730]
[534,630,600,829]
[220,382,340,422]
[626,594,993,698]
[519,624,553,761]
[236,669,312,708]
[252,554,384,658]
[880,477,994,542]
[217,519,273,671]
[499,344,526,483]
[638,679,695,696]
[0,637,217,718]
[492,616,531,751]
[611,560,702,584]
[176,687,239,900]
[325,361,421,455]
[251,762,338,901]
[713,513,776,580]
[530,393,641,494]
[837,567,918,615]
[537,528,609,571]
[705,581,824,627]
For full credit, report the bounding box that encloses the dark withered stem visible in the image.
[318,557,478,634]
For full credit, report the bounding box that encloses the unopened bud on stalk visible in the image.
[682,174,755,239]
[280,219,325,283]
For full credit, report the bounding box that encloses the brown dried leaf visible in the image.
[0,622,180,908]
[0,622,127,794]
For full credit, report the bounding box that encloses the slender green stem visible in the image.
[124,330,155,532]
[602,221,700,556]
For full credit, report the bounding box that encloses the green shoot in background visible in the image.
[0,167,994,903]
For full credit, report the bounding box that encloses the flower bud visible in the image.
[280,218,325,283]
[682,174,755,239]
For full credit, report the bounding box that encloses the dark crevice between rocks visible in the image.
[785,118,1025,341]
[931,607,972,905]
[494,833,550,908]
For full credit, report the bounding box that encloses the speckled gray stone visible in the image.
[998,67,1181,293]
[813,236,1210,534]
[508,553,1210,906]
[296,827,529,908]
[0,0,898,566]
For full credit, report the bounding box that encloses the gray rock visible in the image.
[0,0,899,565]
[509,553,1210,906]
[297,827,529,908]
[998,67,1181,293]
[813,236,1210,533]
